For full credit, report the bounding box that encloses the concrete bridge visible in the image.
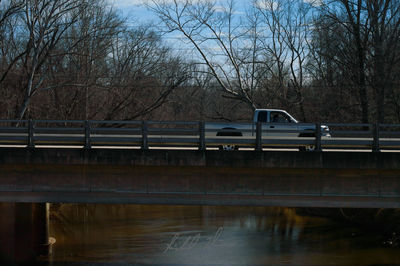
[1,147,400,264]
[1,147,400,208]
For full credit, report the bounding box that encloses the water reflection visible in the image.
[48,204,400,265]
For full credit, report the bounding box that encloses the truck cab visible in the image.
[253,109,301,137]
[254,109,298,123]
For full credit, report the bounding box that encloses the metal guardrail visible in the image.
[0,120,400,151]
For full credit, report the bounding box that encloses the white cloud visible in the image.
[253,1,279,11]
[303,0,323,6]
[253,0,323,10]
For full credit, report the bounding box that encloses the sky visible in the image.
[109,0,322,29]
[109,0,151,25]
[108,0,251,57]
[108,0,322,63]
[108,0,260,45]
[109,0,253,25]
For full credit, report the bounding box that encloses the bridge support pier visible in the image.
[0,203,48,265]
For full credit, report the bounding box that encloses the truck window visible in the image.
[270,112,291,123]
[257,111,268,122]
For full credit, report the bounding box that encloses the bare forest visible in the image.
[1,0,400,123]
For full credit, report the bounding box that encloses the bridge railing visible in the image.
[322,123,400,151]
[0,119,400,151]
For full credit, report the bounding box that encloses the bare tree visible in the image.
[16,0,89,119]
[248,0,290,110]
[366,0,400,123]
[146,0,258,111]
[100,28,191,121]
[0,0,24,85]
[43,0,124,120]
[306,16,360,122]
[1,0,191,121]
[313,0,400,123]
[0,0,23,26]
[253,0,312,121]
[314,1,372,124]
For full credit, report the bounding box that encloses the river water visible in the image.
[47,204,400,265]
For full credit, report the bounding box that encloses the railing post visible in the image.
[256,122,262,151]
[373,123,380,152]
[315,123,321,152]
[28,119,35,148]
[199,121,206,151]
[141,121,148,150]
[84,120,91,149]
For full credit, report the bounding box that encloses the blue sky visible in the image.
[110,0,252,25]
[108,0,321,63]
[110,0,321,28]
[110,0,152,25]
[109,0,253,56]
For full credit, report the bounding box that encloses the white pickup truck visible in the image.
[205,109,330,150]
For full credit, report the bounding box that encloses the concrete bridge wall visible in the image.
[0,148,399,208]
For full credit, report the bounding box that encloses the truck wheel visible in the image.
[217,128,242,151]
[219,144,237,151]
[299,130,315,152]
[299,145,315,152]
